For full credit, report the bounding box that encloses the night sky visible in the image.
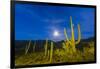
[15,3,95,41]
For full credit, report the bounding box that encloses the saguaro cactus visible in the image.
[45,39,48,56]
[25,40,31,55]
[64,16,81,52]
[50,42,53,63]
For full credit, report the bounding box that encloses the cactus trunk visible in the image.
[70,16,76,52]
[45,39,48,56]
[50,42,53,63]
[25,40,31,55]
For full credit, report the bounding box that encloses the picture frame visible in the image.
[11,1,96,68]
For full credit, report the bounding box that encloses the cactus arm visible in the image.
[64,28,71,44]
[25,40,31,55]
[75,24,81,44]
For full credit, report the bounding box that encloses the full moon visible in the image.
[53,30,59,37]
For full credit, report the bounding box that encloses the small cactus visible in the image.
[45,39,48,56]
[25,40,31,55]
[50,42,53,63]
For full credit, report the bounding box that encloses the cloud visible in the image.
[42,18,66,24]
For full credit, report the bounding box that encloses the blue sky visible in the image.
[15,3,95,41]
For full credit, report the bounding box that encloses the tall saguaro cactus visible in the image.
[25,40,31,55]
[50,42,53,63]
[64,16,81,52]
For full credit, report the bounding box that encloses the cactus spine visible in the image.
[45,39,48,56]
[25,40,31,55]
[64,16,81,52]
[50,42,53,63]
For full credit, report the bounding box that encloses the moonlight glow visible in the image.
[53,30,59,37]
